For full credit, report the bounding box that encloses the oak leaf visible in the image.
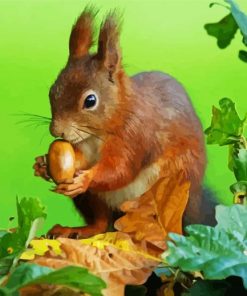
[114,173,190,250]
[28,232,159,296]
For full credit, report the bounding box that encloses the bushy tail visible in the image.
[183,187,218,228]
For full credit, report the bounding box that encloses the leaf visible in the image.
[232,147,247,181]
[3,263,105,296]
[226,0,247,45]
[0,255,15,277]
[29,233,159,296]
[239,50,247,62]
[114,173,190,250]
[164,205,247,289]
[0,197,46,280]
[0,231,7,239]
[16,196,46,246]
[0,197,46,258]
[204,13,238,48]
[205,98,246,146]
[20,239,62,261]
[215,204,247,242]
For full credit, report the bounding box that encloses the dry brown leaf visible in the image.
[22,173,189,295]
[114,172,190,250]
[30,233,159,296]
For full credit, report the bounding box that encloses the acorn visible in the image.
[48,140,76,184]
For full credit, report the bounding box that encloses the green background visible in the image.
[0,0,246,232]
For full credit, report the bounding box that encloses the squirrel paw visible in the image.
[33,155,51,182]
[47,224,80,239]
[53,170,93,198]
[47,224,105,239]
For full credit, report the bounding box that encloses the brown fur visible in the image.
[47,8,208,238]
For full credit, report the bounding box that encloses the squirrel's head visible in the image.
[49,8,127,144]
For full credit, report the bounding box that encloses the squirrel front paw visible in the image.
[33,155,51,181]
[53,169,94,198]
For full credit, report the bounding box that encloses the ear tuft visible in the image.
[69,6,98,59]
[96,10,123,77]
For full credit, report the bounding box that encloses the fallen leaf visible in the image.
[28,233,159,296]
[21,239,62,260]
[114,172,190,250]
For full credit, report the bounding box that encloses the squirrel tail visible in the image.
[183,187,218,227]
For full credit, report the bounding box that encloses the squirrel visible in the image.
[33,8,216,239]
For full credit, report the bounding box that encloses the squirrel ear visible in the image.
[69,7,96,59]
[96,12,122,79]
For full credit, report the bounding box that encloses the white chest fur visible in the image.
[97,162,161,209]
[76,137,161,209]
[76,137,102,167]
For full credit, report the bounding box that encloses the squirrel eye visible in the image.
[83,94,97,109]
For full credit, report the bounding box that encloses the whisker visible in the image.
[72,126,105,143]
[12,112,51,121]
[74,124,114,135]
[15,119,50,125]
[73,129,85,142]
[18,122,50,129]
[39,130,50,145]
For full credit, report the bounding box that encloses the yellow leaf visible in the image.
[28,234,159,296]
[81,232,161,262]
[20,239,61,260]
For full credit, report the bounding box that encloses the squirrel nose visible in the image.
[50,121,64,138]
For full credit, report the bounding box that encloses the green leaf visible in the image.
[0,197,47,280]
[239,50,247,62]
[226,0,247,45]
[215,204,247,242]
[205,98,246,146]
[231,148,247,181]
[0,197,46,257]
[16,196,46,244]
[165,205,247,289]
[0,231,7,239]
[4,263,106,296]
[0,255,15,277]
[204,13,238,49]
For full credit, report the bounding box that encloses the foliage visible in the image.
[0,264,105,296]
[204,98,246,146]
[0,197,106,296]
[204,0,247,62]
[0,197,46,278]
[205,98,247,203]
[162,204,247,294]
[28,234,158,295]
[0,173,191,295]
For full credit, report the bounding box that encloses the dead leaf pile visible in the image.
[22,172,190,295]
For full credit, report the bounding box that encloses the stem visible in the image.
[241,136,247,149]
[0,275,8,286]
[209,2,230,9]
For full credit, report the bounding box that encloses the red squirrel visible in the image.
[34,8,216,238]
